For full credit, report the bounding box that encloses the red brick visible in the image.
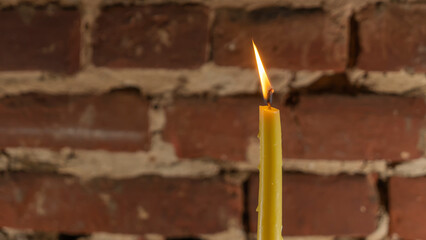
[357,4,426,72]
[285,95,426,161]
[0,91,150,151]
[163,97,259,161]
[93,4,209,69]
[248,174,379,236]
[212,8,348,70]
[0,5,80,73]
[389,177,426,239]
[0,173,242,235]
[164,95,425,162]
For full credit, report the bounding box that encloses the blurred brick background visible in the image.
[0,0,425,240]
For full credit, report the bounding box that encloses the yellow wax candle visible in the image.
[253,41,283,240]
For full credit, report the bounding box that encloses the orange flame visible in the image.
[252,41,273,102]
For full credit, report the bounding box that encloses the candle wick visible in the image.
[266,88,274,108]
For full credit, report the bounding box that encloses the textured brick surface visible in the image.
[164,97,259,161]
[0,5,80,73]
[248,174,379,236]
[1,1,426,238]
[0,91,150,151]
[389,177,426,239]
[357,4,426,72]
[213,8,348,70]
[164,95,425,161]
[283,95,426,161]
[0,173,242,235]
[93,4,209,68]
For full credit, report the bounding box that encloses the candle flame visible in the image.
[252,41,273,103]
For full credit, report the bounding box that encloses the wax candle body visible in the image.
[258,105,282,240]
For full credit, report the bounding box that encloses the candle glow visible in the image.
[252,41,273,102]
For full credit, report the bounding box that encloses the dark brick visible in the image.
[0,5,80,73]
[357,4,426,72]
[213,8,348,70]
[389,177,426,239]
[93,4,209,69]
[0,91,150,151]
[0,173,242,235]
[249,174,379,236]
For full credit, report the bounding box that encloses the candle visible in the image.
[253,41,283,240]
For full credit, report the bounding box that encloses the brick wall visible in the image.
[0,0,425,240]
